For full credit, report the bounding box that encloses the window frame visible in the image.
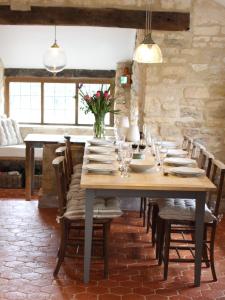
[5,76,115,127]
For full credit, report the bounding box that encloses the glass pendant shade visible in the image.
[43,42,67,73]
[133,34,163,64]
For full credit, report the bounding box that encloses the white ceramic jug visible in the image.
[117,116,129,138]
[126,125,140,142]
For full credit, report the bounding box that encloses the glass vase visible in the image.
[93,115,105,139]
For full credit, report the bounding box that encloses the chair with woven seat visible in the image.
[145,138,205,246]
[52,156,122,278]
[157,158,225,281]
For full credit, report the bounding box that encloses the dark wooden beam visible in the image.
[4,68,116,78]
[0,6,190,31]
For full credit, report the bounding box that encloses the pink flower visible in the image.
[96,91,101,97]
[104,91,109,97]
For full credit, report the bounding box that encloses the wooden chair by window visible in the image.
[157,158,225,281]
[52,156,122,278]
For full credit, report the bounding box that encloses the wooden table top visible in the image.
[80,145,216,192]
[24,133,92,144]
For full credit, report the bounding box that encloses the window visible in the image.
[6,78,114,126]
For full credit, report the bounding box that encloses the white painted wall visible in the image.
[0,25,136,69]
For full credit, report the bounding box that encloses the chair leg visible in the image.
[202,226,210,268]
[146,202,152,233]
[143,198,147,227]
[53,221,68,277]
[103,222,110,278]
[209,224,217,281]
[156,217,164,263]
[163,221,171,280]
[140,198,144,218]
[151,205,159,247]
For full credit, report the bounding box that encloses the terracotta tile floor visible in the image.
[0,189,225,300]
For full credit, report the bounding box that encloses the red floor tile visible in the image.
[0,191,225,299]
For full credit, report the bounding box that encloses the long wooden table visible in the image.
[24,134,90,201]
[80,150,216,286]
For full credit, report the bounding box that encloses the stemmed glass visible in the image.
[120,148,133,178]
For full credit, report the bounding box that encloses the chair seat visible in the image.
[73,164,83,173]
[64,197,122,220]
[157,198,216,223]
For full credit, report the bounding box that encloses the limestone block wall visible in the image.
[0,59,4,115]
[114,61,132,126]
[133,0,225,160]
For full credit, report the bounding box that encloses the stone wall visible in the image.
[0,59,4,115]
[133,0,225,161]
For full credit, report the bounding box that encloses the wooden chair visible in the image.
[157,158,225,281]
[52,156,122,278]
[154,148,214,259]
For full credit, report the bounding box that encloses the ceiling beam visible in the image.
[0,6,190,31]
[10,0,31,11]
[4,68,116,78]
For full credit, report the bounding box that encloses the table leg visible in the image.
[30,146,34,193]
[84,190,95,284]
[194,192,206,287]
[25,142,32,201]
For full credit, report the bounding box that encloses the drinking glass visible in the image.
[120,148,133,178]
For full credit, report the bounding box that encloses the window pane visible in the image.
[43,83,76,124]
[78,83,110,125]
[9,82,41,123]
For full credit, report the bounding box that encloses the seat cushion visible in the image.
[0,144,43,160]
[158,198,216,223]
[64,197,122,220]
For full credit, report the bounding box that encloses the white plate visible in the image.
[130,159,155,173]
[169,167,205,177]
[85,163,117,173]
[88,138,113,146]
[167,149,188,157]
[87,146,115,154]
[86,154,116,163]
[161,141,179,149]
[164,157,196,166]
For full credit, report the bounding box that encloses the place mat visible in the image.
[85,163,117,174]
[169,167,205,177]
[86,154,116,164]
[87,146,115,154]
[88,138,114,146]
[167,149,188,157]
[164,157,196,166]
[161,141,179,149]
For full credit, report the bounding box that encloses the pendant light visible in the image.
[43,26,67,73]
[133,0,163,64]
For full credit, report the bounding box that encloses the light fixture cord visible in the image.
[54,25,57,44]
[149,0,153,35]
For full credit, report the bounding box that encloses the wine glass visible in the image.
[120,148,133,178]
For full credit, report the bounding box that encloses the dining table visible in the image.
[24,133,91,201]
[80,143,216,287]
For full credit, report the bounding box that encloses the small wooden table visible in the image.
[80,150,216,286]
[24,134,90,201]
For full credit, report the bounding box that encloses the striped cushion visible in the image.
[157,198,216,223]
[64,197,122,220]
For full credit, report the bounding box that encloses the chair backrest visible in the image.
[65,137,73,180]
[184,136,193,156]
[191,141,205,161]
[55,145,71,189]
[182,135,189,150]
[52,156,67,216]
[209,159,225,218]
[55,146,66,157]
[198,149,214,177]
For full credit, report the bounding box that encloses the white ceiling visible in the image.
[0,25,136,70]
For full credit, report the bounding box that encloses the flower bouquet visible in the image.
[79,84,119,138]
